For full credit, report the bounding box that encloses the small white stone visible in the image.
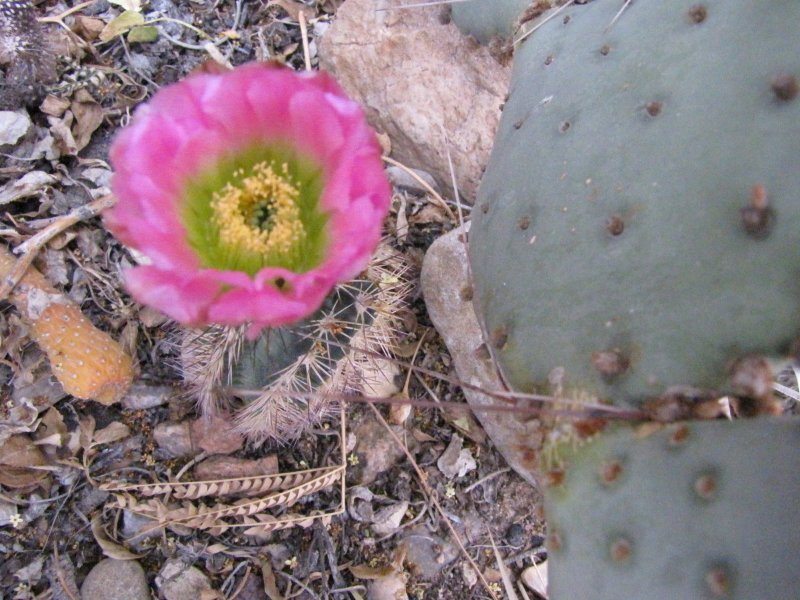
[0,110,31,146]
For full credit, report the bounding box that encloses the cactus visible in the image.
[180,242,413,443]
[0,0,56,109]
[545,417,800,599]
[464,1,800,598]
[450,0,531,43]
[469,0,800,409]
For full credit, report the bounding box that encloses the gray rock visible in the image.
[319,0,509,203]
[121,383,173,410]
[153,421,194,458]
[401,526,459,580]
[80,559,149,600]
[0,110,31,146]
[421,225,542,487]
[157,559,212,600]
[386,165,440,196]
[368,572,408,600]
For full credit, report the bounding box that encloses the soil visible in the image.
[0,1,544,599]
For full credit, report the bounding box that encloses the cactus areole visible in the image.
[469,0,800,408]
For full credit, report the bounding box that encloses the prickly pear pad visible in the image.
[470,0,800,405]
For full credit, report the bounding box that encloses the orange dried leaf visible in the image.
[1,246,134,405]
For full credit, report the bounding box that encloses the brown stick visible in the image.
[0,194,116,301]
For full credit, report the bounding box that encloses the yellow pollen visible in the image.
[211,161,305,256]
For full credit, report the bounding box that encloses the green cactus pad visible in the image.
[545,417,800,599]
[450,0,530,43]
[469,0,800,406]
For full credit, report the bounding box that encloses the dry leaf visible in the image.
[91,515,144,560]
[48,112,78,156]
[260,557,283,600]
[74,16,106,41]
[92,421,131,446]
[71,91,104,152]
[100,11,145,42]
[0,171,58,205]
[0,435,50,489]
[40,95,71,117]
[436,434,477,479]
[349,563,398,580]
[127,25,159,43]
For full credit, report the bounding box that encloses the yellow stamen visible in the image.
[211,162,305,256]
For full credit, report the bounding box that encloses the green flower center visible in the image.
[181,145,328,276]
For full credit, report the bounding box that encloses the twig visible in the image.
[463,467,511,493]
[0,194,116,301]
[367,400,500,600]
[441,131,464,231]
[298,10,312,72]
[382,155,456,222]
[38,0,95,25]
[773,382,800,402]
[489,529,520,600]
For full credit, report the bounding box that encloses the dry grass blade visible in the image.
[489,529,520,600]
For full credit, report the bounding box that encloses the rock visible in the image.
[319,0,510,203]
[521,560,548,598]
[386,165,440,196]
[401,526,459,580]
[193,455,278,481]
[368,572,408,600]
[350,414,406,485]
[121,383,173,410]
[154,415,245,458]
[505,522,526,548]
[190,415,244,455]
[80,559,150,600]
[153,421,193,458]
[156,559,213,600]
[122,510,162,546]
[421,225,542,487]
[0,110,31,146]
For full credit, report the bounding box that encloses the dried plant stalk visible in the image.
[0,246,134,404]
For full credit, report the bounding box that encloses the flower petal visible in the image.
[107,63,391,330]
[124,267,221,324]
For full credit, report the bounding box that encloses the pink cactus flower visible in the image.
[105,63,390,335]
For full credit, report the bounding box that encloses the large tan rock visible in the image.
[421,225,543,487]
[319,0,511,203]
